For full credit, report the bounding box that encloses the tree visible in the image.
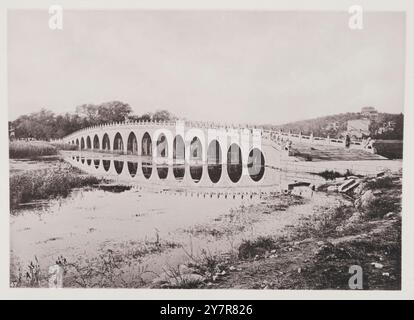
[152,110,176,122]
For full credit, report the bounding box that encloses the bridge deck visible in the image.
[290,142,387,161]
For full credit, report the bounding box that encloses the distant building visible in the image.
[361,106,378,117]
[347,119,371,139]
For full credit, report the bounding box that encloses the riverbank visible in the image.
[9,159,103,211]
[154,171,401,290]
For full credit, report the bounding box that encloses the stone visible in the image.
[326,186,338,192]
[371,262,384,269]
[385,212,396,219]
[348,212,362,223]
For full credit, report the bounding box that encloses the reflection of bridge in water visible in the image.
[61,121,287,189]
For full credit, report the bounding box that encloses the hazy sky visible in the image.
[8,10,405,124]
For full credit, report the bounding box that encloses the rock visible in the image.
[297,268,302,274]
[358,190,376,212]
[385,212,396,219]
[348,212,362,223]
[382,272,390,277]
[371,262,384,269]
[327,186,338,192]
[229,266,236,271]
[270,249,277,254]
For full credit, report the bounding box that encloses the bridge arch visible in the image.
[93,135,100,150]
[173,135,185,180]
[102,133,110,151]
[156,133,168,158]
[142,132,152,156]
[248,148,265,182]
[207,139,222,183]
[80,137,85,150]
[127,161,138,177]
[190,137,203,160]
[86,136,91,149]
[173,135,185,161]
[113,132,124,153]
[127,132,138,155]
[227,143,242,183]
[190,137,203,183]
[76,139,79,149]
[114,160,124,174]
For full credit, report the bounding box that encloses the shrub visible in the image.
[238,236,276,259]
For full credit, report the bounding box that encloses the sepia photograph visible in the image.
[6,7,405,292]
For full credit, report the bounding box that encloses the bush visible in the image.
[238,236,276,259]
[50,142,78,151]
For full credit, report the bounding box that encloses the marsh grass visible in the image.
[9,140,58,159]
[9,140,77,159]
[9,162,100,210]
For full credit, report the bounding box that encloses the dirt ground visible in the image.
[151,171,402,290]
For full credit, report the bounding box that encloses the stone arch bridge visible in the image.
[61,121,286,188]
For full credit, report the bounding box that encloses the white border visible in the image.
[1,0,413,300]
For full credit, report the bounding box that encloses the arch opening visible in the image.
[227,143,242,183]
[93,135,100,149]
[127,132,138,155]
[102,134,110,151]
[173,135,185,180]
[207,140,222,183]
[86,159,91,166]
[113,133,124,154]
[93,159,100,168]
[142,161,152,179]
[156,134,168,158]
[127,162,138,177]
[190,137,203,183]
[102,160,111,171]
[114,160,124,174]
[248,148,265,182]
[86,136,91,149]
[141,132,152,157]
[190,137,202,160]
[80,137,85,150]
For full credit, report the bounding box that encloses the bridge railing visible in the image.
[63,120,265,141]
[262,129,375,153]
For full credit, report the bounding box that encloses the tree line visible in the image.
[10,101,176,141]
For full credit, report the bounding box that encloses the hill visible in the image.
[266,111,403,140]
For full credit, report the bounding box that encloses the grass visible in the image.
[313,169,355,180]
[238,236,277,259]
[9,140,77,159]
[9,140,58,158]
[9,162,100,210]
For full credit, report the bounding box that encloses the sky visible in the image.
[8,10,406,124]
